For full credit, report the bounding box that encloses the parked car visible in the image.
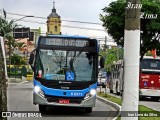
[101,72,107,78]
[98,72,107,88]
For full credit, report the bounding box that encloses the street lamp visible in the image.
[13,16,34,22]
[1,16,34,29]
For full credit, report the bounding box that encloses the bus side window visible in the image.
[157,62,160,70]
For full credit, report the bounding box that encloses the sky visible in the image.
[0,0,117,41]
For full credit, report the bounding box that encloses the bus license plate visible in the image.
[59,99,70,104]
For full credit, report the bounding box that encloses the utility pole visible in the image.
[103,36,107,51]
[105,36,107,46]
[122,0,141,120]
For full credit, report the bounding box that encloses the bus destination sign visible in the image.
[43,38,89,47]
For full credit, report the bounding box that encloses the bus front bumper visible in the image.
[33,93,96,108]
[140,89,160,97]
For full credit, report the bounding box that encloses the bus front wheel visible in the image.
[39,105,47,113]
[84,107,93,113]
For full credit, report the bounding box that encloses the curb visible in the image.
[8,80,30,85]
[97,95,121,120]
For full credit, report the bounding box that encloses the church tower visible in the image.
[47,1,61,35]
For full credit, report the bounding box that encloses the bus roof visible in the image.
[143,56,160,60]
[47,34,89,39]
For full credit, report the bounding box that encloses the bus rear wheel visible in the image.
[39,105,47,113]
[116,82,120,95]
[84,107,93,113]
[110,90,113,93]
[151,97,159,101]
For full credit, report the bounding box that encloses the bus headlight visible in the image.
[84,92,90,99]
[84,89,96,100]
[34,86,40,93]
[90,89,96,96]
[34,86,45,97]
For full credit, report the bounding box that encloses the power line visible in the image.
[7,17,105,31]
[1,10,114,41]
[7,12,102,25]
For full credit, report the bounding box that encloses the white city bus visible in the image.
[109,60,123,95]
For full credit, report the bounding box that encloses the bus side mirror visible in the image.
[100,56,105,68]
[29,53,34,65]
[29,49,36,70]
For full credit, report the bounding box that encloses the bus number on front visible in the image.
[71,92,83,96]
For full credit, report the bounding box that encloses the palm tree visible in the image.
[0,18,18,75]
[0,18,17,36]
[16,42,27,51]
[5,34,16,74]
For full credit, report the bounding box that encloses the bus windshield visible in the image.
[35,49,96,81]
[141,59,160,71]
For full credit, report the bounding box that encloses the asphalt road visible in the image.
[99,86,160,112]
[139,98,160,112]
[7,81,118,120]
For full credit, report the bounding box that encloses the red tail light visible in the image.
[38,70,42,78]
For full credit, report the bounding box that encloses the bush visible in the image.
[27,71,33,75]
[8,72,21,77]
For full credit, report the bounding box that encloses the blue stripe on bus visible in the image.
[34,80,97,97]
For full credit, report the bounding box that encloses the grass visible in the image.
[98,92,160,120]
[97,92,122,105]
[138,105,160,120]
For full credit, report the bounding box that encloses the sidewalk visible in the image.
[8,76,27,83]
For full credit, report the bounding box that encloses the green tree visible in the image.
[0,18,20,76]
[11,54,26,65]
[0,18,17,36]
[100,48,123,72]
[100,0,160,58]
[0,18,18,73]
[5,34,16,72]
[145,51,152,56]
[10,54,26,78]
